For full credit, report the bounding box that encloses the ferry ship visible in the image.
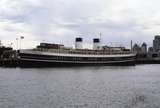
[17,38,136,67]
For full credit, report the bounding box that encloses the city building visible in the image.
[133,44,141,53]
[148,47,153,53]
[141,42,147,53]
[153,35,160,52]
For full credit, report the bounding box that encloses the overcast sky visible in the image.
[0,0,160,49]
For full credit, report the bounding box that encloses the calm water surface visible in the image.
[0,65,160,108]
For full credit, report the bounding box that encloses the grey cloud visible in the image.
[0,0,160,48]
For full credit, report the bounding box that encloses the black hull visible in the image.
[18,59,135,68]
[17,50,136,67]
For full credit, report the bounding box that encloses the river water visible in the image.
[0,65,160,108]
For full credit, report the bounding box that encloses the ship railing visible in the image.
[33,48,132,55]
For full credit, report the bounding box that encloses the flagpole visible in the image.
[16,38,18,50]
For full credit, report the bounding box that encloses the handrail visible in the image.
[32,48,132,55]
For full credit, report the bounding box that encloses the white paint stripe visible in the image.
[20,58,134,64]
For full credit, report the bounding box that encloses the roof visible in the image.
[142,42,147,46]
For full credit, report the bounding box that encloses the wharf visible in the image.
[136,58,160,64]
[0,59,18,67]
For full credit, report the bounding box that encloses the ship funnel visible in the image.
[93,38,101,50]
[75,37,83,49]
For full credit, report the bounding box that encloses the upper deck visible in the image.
[34,42,133,55]
[31,48,133,56]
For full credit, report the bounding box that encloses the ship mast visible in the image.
[99,33,102,42]
[99,32,102,48]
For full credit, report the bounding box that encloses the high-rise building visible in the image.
[133,44,141,53]
[148,47,153,53]
[153,35,160,52]
[141,42,147,53]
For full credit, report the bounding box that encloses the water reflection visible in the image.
[0,65,160,108]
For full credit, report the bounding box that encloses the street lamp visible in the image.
[20,36,24,50]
